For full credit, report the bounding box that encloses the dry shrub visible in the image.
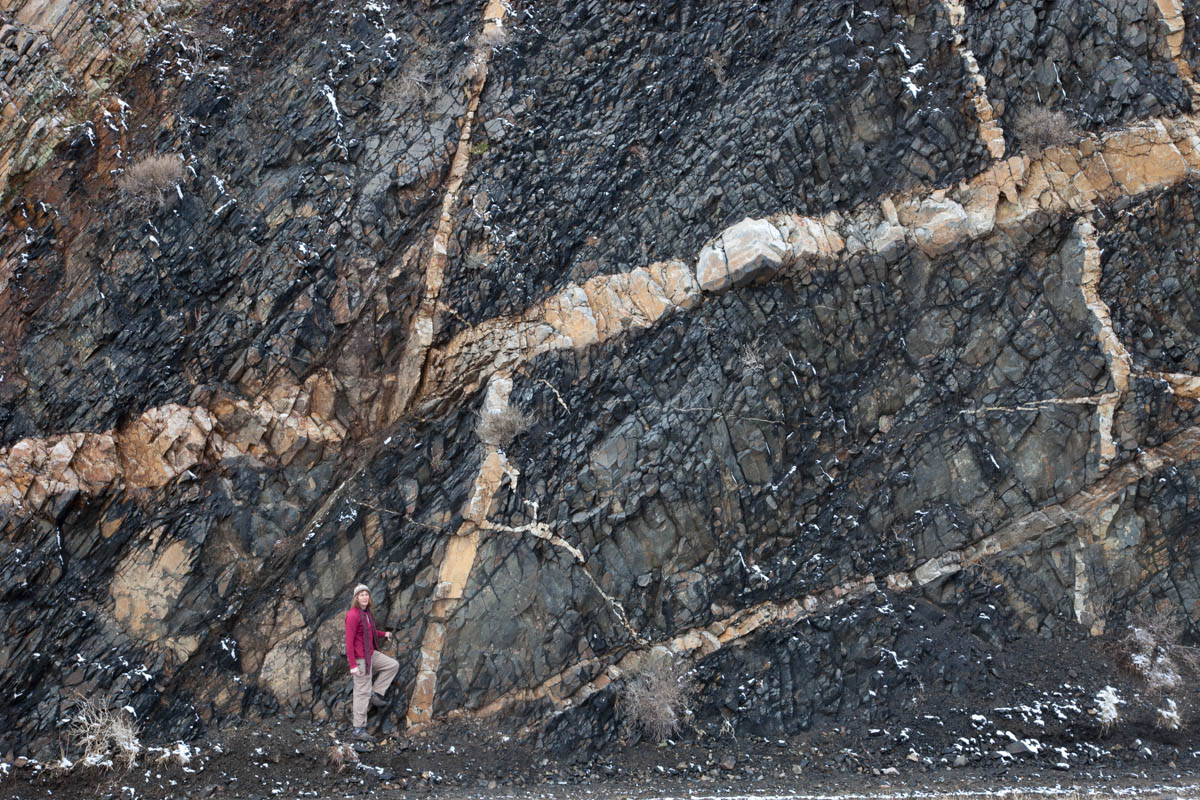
[619,648,696,742]
[1094,685,1123,733]
[400,65,432,101]
[154,741,193,766]
[463,251,491,270]
[1156,698,1182,731]
[739,340,765,375]
[476,22,509,50]
[1117,610,1200,695]
[66,694,141,769]
[48,750,75,774]
[327,742,358,772]
[118,154,185,210]
[476,400,532,447]
[705,49,728,85]
[1012,106,1078,152]
[388,55,433,107]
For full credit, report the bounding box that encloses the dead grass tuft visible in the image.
[705,49,728,85]
[739,340,765,376]
[1012,106,1078,152]
[477,400,532,447]
[118,154,185,211]
[476,23,509,50]
[391,56,433,106]
[326,742,358,772]
[619,648,696,742]
[1117,609,1200,695]
[66,694,141,770]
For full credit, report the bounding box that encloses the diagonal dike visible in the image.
[8,112,1200,517]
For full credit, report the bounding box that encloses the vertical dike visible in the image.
[399,0,511,731]
[934,0,1006,159]
[1074,217,1131,473]
[1152,0,1200,100]
[377,0,509,428]
[406,373,518,730]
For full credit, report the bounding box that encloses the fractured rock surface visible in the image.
[0,0,1198,761]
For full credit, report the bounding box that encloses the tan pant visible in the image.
[351,651,399,728]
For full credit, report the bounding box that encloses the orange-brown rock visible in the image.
[0,0,172,196]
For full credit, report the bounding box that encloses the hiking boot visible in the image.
[351,727,374,743]
[370,692,387,708]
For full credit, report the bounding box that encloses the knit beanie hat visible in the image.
[353,584,370,601]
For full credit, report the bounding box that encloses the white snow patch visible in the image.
[320,84,343,127]
[650,786,1200,799]
[220,637,238,659]
[879,648,909,670]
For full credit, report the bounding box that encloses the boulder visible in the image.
[696,218,789,292]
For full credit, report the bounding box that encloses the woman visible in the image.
[344,583,399,741]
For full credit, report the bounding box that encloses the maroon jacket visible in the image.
[345,606,385,670]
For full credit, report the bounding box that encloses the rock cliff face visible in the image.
[1,0,1198,758]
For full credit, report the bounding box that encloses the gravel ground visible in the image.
[4,623,1198,800]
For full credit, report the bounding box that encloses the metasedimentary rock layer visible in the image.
[12,110,1200,511]
[1,0,1199,760]
[0,0,175,198]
